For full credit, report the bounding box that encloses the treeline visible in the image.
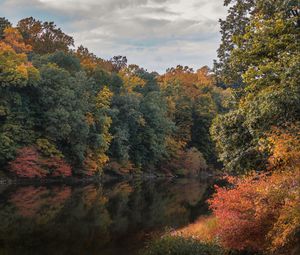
[0,17,230,178]
[157,1,299,255]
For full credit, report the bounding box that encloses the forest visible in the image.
[0,17,231,178]
[0,0,299,254]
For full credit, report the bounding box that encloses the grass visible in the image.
[141,236,224,255]
[175,215,218,243]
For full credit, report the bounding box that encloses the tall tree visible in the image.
[0,28,39,165]
[211,2,300,173]
[213,0,256,87]
[110,55,127,72]
[17,17,74,54]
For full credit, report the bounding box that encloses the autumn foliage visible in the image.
[0,27,39,87]
[9,147,47,178]
[9,146,72,178]
[208,127,300,253]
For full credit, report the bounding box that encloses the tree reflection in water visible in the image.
[0,179,211,255]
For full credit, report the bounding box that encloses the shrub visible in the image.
[43,157,72,177]
[208,126,300,254]
[9,147,47,178]
[9,146,72,178]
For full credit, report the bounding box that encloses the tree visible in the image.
[110,55,127,72]
[76,45,113,73]
[137,91,173,167]
[35,63,90,169]
[0,17,12,39]
[2,27,32,53]
[109,93,141,165]
[0,28,39,88]
[213,0,256,87]
[17,17,74,54]
[84,86,113,175]
[109,88,173,170]
[159,65,228,165]
[118,64,146,93]
[46,51,81,74]
[211,4,300,173]
[0,27,39,166]
[213,0,297,87]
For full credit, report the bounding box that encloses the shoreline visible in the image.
[0,171,217,186]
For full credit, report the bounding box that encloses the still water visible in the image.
[0,178,213,255]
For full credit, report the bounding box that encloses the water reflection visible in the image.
[0,179,211,255]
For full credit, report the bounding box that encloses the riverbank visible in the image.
[0,170,217,186]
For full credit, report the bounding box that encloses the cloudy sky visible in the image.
[0,0,227,73]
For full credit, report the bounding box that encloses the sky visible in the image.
[0,0,228,73]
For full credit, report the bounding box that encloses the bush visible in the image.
[141,236,224,255]
[208,126,300,254]
[9,146,72,178]
[9,147,48,178]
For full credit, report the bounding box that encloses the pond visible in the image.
[0,178,214,255]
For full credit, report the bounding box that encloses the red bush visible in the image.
[9,146,72,178]
[208,126,300,253]
[209,170,300,253]
[43,157,72,177]
[9,147,47,178]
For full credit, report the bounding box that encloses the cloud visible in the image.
[0,0,227,73]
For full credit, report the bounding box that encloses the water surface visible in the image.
[0,178,212,255]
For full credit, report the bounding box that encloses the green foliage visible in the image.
[213,0,297,87]
[36,63,90,167]
[0,30,38,165]
[213,0,256,87]
[211,3,300,173]
[45,51,81,74]
[159,66,229,166]
[141,236,224,255]
[109,90,173,169]
[36,138,63,158]
[0,16,224,177]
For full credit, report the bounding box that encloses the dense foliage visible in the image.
[0,16,227,178]
[211,0,300,174]
[206,1,300,255]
